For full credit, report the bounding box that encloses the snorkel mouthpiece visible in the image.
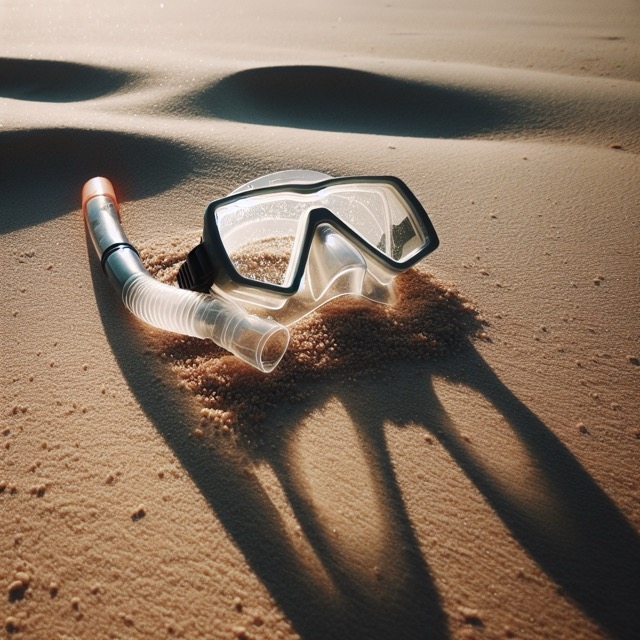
[82,178,289,373]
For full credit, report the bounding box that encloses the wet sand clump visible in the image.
[139,238,485,434]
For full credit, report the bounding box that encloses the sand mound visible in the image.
[139,236,485,438]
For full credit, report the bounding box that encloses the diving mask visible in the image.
[178,171,439,325]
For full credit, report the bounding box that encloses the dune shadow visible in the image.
[182,65,525,138]
[0,128,202,233]
[0,58,138,102]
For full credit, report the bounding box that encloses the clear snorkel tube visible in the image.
[82,178,289,372]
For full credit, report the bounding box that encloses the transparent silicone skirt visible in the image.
[82,177,289,373]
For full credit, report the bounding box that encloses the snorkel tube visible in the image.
[82,178,289,372]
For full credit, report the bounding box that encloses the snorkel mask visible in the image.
[83,171,438,373]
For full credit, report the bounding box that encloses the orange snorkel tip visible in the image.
[82,177,119,216]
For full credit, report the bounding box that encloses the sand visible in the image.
[1,1,639,638]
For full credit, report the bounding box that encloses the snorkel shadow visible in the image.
[381,348,640,640]
[188,320,640,638]
[87,237,449,639]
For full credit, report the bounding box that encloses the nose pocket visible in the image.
[306,224,367,301]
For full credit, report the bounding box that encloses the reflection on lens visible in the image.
[321,190,386,248]
[390,217,419,260]
[219,180,431,285]
[318,184,427,261]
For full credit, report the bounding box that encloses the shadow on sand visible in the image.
[90,241,640,640]
[88,236,449,639]
[0,57,137,103]
[178,65,526,138]
[0,128,203,233]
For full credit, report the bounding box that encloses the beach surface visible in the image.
[1,1,639,638]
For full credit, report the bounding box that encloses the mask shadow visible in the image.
[88,237,449,640]
[360,348,640,640]
[90,228,640,639]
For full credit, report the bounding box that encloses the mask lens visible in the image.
[214,179,430,287]
[215,194,306,285]
[318,183,428,261]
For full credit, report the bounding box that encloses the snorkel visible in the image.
[83,171,438,373]
[82,177,290,372]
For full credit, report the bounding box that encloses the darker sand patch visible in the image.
[0,58,138,102]
[175,65,524,137]
[139,237,485,435]
[0,128,203,232]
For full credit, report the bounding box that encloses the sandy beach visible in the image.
[2,1,639,638]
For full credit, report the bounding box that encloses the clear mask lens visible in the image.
[176,172,439,326]
[214,181,430,287]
